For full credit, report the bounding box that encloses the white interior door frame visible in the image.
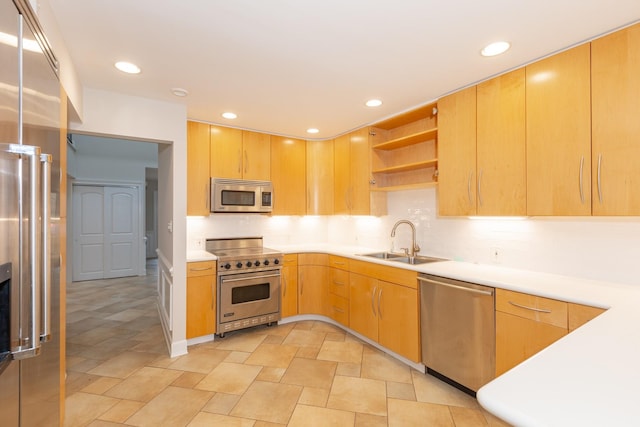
[71,180,146,281]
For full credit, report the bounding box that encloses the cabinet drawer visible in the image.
[496,289,567,329]
[328,255,349,270]
[328,293,349,326]
[298,253,329,266]
[187,261,216,278]
[283,254,298,266]
[329,268,349,298]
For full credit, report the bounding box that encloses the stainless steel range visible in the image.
[206,237,282,336]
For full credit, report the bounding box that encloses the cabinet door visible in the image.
[526,44,591,215]
[477,69,526,216]
[348,273,378,342]
[281,257,298,318]
[377,281,420,362]
[242,131,271,181]
[333,134,351,215]
[271,136,306,215]
[298,265,327,315]
[495,311,567,376]
[210,125,243,179]
[591,23,640,215]
[438,86,477,216]
[187,121,211,216]
[306,139,334,215]
[350,128,380,215]
[186,261,216,339]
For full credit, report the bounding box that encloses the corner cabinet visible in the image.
[297,253,328,315]
[281,254,298,318]
[186,121,211,216]
[306,140,334,215]
[186,261,216,339]
[370,103,438,191]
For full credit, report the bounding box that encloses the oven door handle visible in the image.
[221,273,281,283]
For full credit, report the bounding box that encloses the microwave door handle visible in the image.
[40,153,52,342]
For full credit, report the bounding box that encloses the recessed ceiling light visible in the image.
[222,112,237,119]
[171,88,188,97]
[307,128,319,134]
[481,41,511,57]
[365,99,383,107]
[114,61,141,74]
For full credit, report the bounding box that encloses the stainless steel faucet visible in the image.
[390,220,420,257]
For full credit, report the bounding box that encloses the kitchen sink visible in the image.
[358,251,405,260]
[358,252,446,264]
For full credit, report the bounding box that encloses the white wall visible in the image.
[187,188,640,286]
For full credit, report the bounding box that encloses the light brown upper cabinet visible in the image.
[187,120,211,216]
[271,136,306,215]
[334,128,386,216]
[306,139,334,215]
[210,126,270,180]
[476,69,526,216]
[438,86,477,216]
[526,44,592,216]
[591,23,640,215]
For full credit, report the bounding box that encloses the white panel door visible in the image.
[72,185,139,281]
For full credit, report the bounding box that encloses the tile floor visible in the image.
[64,260,511,426]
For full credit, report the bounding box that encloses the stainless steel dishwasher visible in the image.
[419,274,495,394]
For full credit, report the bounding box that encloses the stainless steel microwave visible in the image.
[210,178,273,213]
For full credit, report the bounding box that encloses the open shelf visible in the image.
[372,158,438,174]
[372,128,438,151]
[371,182,438,192]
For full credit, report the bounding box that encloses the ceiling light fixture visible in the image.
[481,41,511,57]
[114,61,141,74]
[307,128,319,134]
[365,99,383,107]
[222,112,237,119]
[171,88,188,97]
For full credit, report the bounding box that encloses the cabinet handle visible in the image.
[371,285,377,316]
[211,280,215,310]
[377,288,383,320]
[300,273,304,295]
[333,281,345,286]
[190,266,213,272]
[333,306,345,314]
[244,150,248,174]
[237,149,241,174]
[333,262,346,266]
[597,154,603,204]
[282,275,287,297]
[579,156,585,204]
[508,301,552,314]
[467,170,474,205]
[477,169,484,207]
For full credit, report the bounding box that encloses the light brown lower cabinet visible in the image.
[298,254,328,315]
[328,259,350,326]
[281,254,298,318]
[186,261,216,339]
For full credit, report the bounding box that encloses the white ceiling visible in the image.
[48,0,640,140]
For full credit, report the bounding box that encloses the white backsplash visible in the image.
[188,188,640,286]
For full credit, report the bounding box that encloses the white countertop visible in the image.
[187,243,640,425]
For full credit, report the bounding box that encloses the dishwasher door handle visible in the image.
[418,276,494,296]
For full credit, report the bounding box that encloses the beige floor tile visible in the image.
[482,408,513,427]
[66,357,104,374]
[195,362,262,394]
[326,375,387,416]
[167,348,230,373]
[104,366,182,402]
[231,381,302,424]
[65,371,103,397]
[215,332,267,352]
[244,343,299,368]
[288,404,355,427]
[361,347,413,383]
[255,367,286,382]
[187,412,256,427]
[355,413,388,427]
[292,321,315,330]
[336,362,361,377]
[86,420,127,427]
[81,376,121,395]
[295,346,320,359]
[265,322,295,336]
[172,371,207,389]
[412,370,479,408]
[310,322,343,334]
[63,392,120,427]
[125,386,213,427]
[87,351,160,379]
[282,329,326,348]
[225,351,252,363]
[202,392,241,415]
[450,406,490,426]
[104,308,146,322]
[387,398,455,427]
[97,399,144,423]
[253,422,286,427]
[387,380,417,401]
[280,358,337,389]
[317,340,363,364]
[298,387,329,407]
[324,331,346,342]
[262,334,285,345]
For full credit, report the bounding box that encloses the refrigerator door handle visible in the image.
[40,153,52,342]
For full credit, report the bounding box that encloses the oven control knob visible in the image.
[246,261,253,267]
[264,260,270,266]
[236,262,243,268]
[254,260,261,267]
[224,263,231,270]
[274,259,280,265]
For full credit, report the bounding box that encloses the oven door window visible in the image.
[221,190,255,207]
[232,282,270,304]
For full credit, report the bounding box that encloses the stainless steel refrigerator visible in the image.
[0,0,62,425]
